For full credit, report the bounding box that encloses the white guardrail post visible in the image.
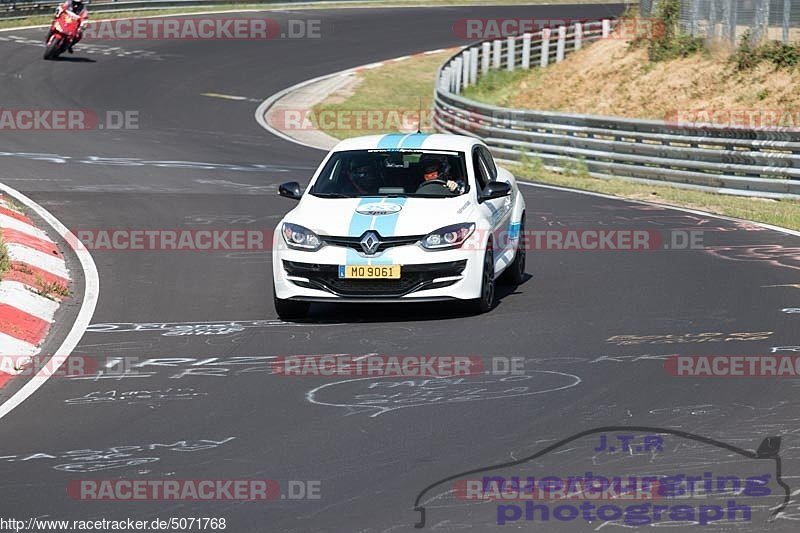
[521,33,532,69]
[453,56,464,94]
[602,19,611,38]
[469,48,479,84]
[556,25,566,62]
[440,67,450,92]
[540,28,551,67]
[506,37,515,70]
[461,50,471,88]
[492,39,502,69]
[481,41,491,74]
[574,22,583,50]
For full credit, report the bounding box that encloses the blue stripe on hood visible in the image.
[346,197,406,265]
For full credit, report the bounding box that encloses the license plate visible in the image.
[338,265,401,279]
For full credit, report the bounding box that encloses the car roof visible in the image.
[331,133,480,153]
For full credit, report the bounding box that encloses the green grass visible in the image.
[462,68,538,106]
[33,275,71,300]
[312,50,452,139]
[512,156,800,230]
[0,0,631,30]
[0,236,9,282]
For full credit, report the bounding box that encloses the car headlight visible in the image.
[420,223,475,250]
[282,223,322,251]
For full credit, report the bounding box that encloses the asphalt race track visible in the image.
[2,3,800,531]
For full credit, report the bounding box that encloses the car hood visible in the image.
[286,195,476,237]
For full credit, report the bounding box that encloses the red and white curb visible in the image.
[0,193,71,386]
[0,184,98,419]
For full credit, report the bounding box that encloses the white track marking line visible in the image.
[517,181,800,238]
[0,183,99,421]
[0,281,59,323]
[201,92,248,101]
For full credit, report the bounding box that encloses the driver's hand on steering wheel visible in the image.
[445,180,459,192]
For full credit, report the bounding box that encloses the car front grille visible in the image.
[320,234,424,254]
[283,260,467,297]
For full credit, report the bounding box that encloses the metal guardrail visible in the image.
[433,20,800,199]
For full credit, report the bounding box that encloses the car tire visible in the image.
[467,237,495,314]
[273,283,310,320]
[499,214,526,285]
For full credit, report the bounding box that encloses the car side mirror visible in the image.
[279,181,302,200]
[479,181,511,202]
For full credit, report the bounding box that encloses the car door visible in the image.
[473,146,512,273]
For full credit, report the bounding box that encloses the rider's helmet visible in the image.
[420,154,451,181]
[71,0,85,13]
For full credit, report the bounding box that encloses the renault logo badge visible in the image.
[360,231,381,255]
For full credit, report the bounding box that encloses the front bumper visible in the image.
[273,241,485,302]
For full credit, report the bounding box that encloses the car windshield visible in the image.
[309,149,468,198]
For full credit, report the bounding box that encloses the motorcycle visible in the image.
[43,10,82,60]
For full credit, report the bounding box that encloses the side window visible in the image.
[472,148,489,191]
[478,146,497,181]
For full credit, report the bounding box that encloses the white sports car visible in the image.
[272,133,526,319]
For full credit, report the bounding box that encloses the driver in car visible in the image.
[420,156,465,194]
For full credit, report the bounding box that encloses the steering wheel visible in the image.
[416,179,451,193]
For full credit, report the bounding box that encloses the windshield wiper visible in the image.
[310,192,352,198]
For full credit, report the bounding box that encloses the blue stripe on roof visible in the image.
[399,133,429,149]
[377,134,408,149]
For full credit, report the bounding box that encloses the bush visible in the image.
[641,0,706,62]
[732,31,759,70]
[732,30,800,70]
[759,40,800,68]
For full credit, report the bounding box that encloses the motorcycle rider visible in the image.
[47,0,88,53]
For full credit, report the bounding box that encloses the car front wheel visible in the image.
[500,214,526,285]
[467,237,496,314]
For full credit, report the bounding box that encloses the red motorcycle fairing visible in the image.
[44,11,82,60]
